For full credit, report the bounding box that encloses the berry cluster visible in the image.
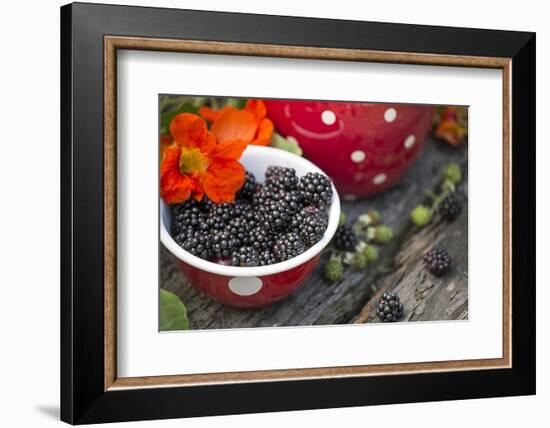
[171,167,332,267]
[376,292,404,323]
[423,248,452,277]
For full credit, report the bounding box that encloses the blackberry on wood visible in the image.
[273,232,306,261]
[438,194,462,222]
[333,225,357,251]
[298,172,333,206]
[423,248,452,277]
[231,246,260,267]
[376,292,404,322]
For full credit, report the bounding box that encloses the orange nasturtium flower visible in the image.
[435,106,467,146]
[199,99,274,146]
[160,113,247,204]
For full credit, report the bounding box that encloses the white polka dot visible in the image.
[384,108,397,123]
[350,150,366,163]
[373,174,387,185]
[321,110,336,125]
[228,277,263,296]
[287,135,298,145]
[343,194,357,201]
[404,134,416,149]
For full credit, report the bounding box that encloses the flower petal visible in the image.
[160,144,192,204]
[202,159,246,203]
[211,108,257,144]
[198,106,221,123]
[170,113,208,147]
[245,99,267,121]
[210,139,248,160]
[250,118,274,146]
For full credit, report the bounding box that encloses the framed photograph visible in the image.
[61,2,535,424]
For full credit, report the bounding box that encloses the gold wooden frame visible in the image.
[104,36,512,391]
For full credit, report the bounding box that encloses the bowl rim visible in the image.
[160,145,341,277]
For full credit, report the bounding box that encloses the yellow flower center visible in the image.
[179,148,208,175]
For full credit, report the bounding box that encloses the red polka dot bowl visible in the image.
[160,145,341,309]
[264,100,435,199]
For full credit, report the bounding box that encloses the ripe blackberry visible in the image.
[376,292,404,322]
[252,184,277,206]
[237,171,257,200]
[295,206,329,246]
[180,231,212,260]
[205,203,236,230]
[423,248,452,277]
[257,200,292,232]
[273,232,306,261]
[280,190,304,214]
[265,166,298,192]
[227,218,250,248]
[298,172,333,206]
[333,225,357,251]
[171,202,207,235]
[210,230,237,258]
[259,249,277,266]
[231,246,260,267]
[248,226,275,251]
[438,194,462,222]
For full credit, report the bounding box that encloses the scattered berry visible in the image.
[423,248,452,277]
[373,225,393,244]
[438,194,462,222]
[364,245,379,262]
[411,204,432,226]
[333,225,357,251]
[324,255,343,282]
[351,251,369,270]
[376,292,404,322]
[443,162,462,184]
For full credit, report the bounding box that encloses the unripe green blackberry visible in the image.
[374,225,393,244]
[411,205,432,226]
[443,162,462,184]
[324,256,343,282]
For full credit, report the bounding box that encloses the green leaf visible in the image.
[160,102,199,134]
[270,132,303,156]
[159,289,189,331]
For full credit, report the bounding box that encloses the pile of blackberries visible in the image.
[171,167,332,267]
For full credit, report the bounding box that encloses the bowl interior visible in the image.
[160,145,341,277]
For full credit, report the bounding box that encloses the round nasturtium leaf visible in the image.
[159,288,189,331]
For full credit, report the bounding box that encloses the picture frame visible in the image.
[60,2,535,424]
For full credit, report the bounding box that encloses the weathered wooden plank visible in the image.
[162,136,468,329]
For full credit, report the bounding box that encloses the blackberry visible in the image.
[257,200,292,232]
[333,225,357,251]
[237,171,257,200]
[248,226,275,251]
[423,248,452,277]
[180,231,212,260]
[438,194,462,222]
[273,232,306,261]
[376,292,404,322]
[259,249,277,266]
[252,184,277,206]
[265,166,298,192]
[295,206,329,246]
[210,230,237,258]
[205,203,236,230]
[171,202,207,235]
[227,218,250,247]
[280,190,304,214]
[231,246,260,267]
[298,172,333,206]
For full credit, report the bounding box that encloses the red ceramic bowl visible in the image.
[264,100,435,199]
[160,145,341,309]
